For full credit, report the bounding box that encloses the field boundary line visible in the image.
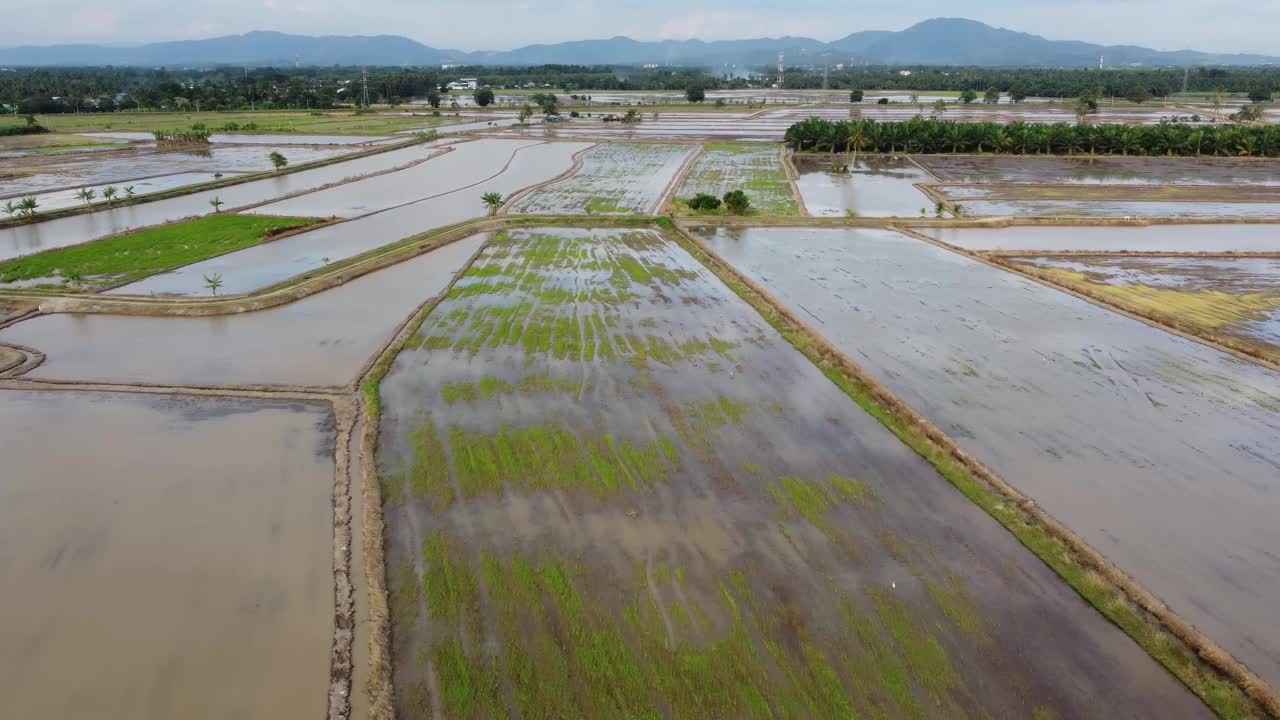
[353,236,493,720]
[669,218,1279,719]
[499,142,597,214]
[652,143,703,215]
[328,396,359,720]
[779,147,809,216]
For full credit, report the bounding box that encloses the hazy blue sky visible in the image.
[1,0,1274,55]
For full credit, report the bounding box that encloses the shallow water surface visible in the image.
[921,223,1280,253]
[794,156,936,217]
[247,139,542,218]
[0,390,334,720]
[2,235,487,387]
[699,225,1280,687]
[113,142,590,296]
[371,226,1208,718]
[0,144,435,261]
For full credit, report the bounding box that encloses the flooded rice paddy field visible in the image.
[77,131,396,145]
[7,171,249,212]
[915,155,1280,186]
[793,155,938,217]
[950,199,1280,219]
[372,225,1207,719]
[0,144,353,197]
[0,390,335,720]
[1010,255,1280,355]
[921,224,1280,253]
[115,142,593,296]
[674,142,796,214]
[509,142,693,214]
[0,144,438,262]
[697,225,1280,687]
[1,235,486,388]
[247,139,542,218]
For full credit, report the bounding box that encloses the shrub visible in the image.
[687,193,722,211]
[723,190,751,215]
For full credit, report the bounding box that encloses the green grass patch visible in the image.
[0,213,317,289]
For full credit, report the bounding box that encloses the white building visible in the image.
[447,78,479,91]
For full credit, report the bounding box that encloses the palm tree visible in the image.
[102,186,118,204]
[481,192,504,216]
[19,196,38,221]
[932,99,947,119]
[203,273,224,296]
[209,197,224,213]
[124,185,136,199]
[2,199,17,219]
[76,188,97,206]
[64,270,84,290]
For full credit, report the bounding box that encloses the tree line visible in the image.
[784,116,1280,157]
[781,66,1279,100]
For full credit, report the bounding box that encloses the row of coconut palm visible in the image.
[784,116,1280,157]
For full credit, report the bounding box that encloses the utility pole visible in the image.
[777,51,784,89]
[361,66,370,108]
[1182,67,1189,95]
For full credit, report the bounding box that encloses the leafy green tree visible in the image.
[269,151,288,170]
[24,114,38,127]
[623,109,641,124]
[203,272,224,296]
[517,104,533,124]
[1009,85,1028,103]
[959,89,978,104]
[1249,85,1274,104]
[1233,104,1265,122]
[64,270,84,290]
[473,88,495,107]
[687,193,721,211]
[686,86,705,103]
[209,196,224,213]
[1127,86,1152,104]
[983,87,1000,104]
[722,190,751,215]
[481,191,504,215]
[532,93,558,115]
[931,99,947,117]
[849,89,864,103]
[426,87,441,108]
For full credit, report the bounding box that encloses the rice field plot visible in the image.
[0,390,336,720]
[698,225,1280,691]
[372,225,1208,719]
[1006,254,1280,364]
[508,143,693,215]
[915,155,1280,186]
[937,183,1280,219]
[794,155,938,217]
[673,142,797,214]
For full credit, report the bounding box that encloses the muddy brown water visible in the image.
[917,155,1280,185]
[698,225,1280,688]
[0,235,486,387]
[111,142,592,297]
[0,390,335,720]
[247,139,543,218]
[0,144,438,262]
[373,226,1207,718]
[921,223,1280,253]
[793,155,937,217]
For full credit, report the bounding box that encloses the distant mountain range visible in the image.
[2,19,1276,68]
